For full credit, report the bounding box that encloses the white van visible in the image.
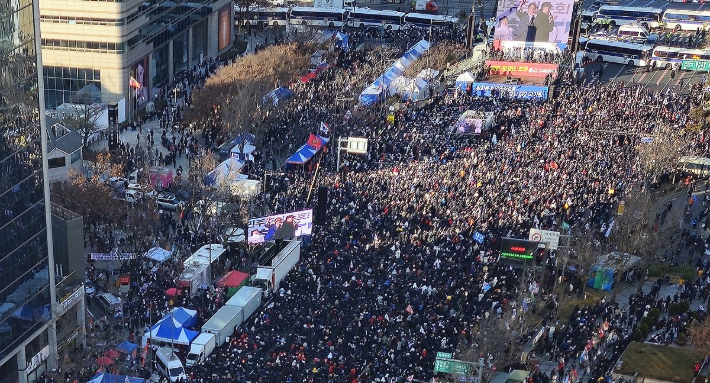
[155,347,187,382]
[616,24,654,43]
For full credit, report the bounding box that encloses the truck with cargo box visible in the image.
[251,239,300,296]
[200,305,243,346]
[185,333,216,367]
[225,286,262,321]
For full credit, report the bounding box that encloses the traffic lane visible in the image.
[580,61,702,92]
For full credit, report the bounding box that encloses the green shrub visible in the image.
[679,301,690,314]
[648,308,661,323]
[668,303,680,316]
[638,323,650,338]
[647,264,664,278]
[675,333,687,345]
[632,329,645,342]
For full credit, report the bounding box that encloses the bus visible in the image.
[596,6,663,29]
[237,6,289,27]
[651,46,710,69]
[678,156,710,178]
[347,8,405,30]
[662,9,710,32]
[583,39,652,66]
[289,7,347,27]
[403,12,458,27]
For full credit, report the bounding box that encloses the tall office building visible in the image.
[39,0,233,117]
[0,0,85,381]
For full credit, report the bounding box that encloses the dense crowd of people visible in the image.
[56,21,710,383]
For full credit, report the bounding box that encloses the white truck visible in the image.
[201,305,243,346]
[185,333,216,367]
[251,240,300,297]
[225,286,262,321]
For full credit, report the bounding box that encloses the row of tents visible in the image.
[359,39,431,105]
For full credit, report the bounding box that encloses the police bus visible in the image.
[347,8,406,30]
[595,6,664,29]
[583,39,652,66]
[403,12,458,27]
[289,7,348,27]
[662,9,710,32]
[239,6,289,27]
[651,46,710,69]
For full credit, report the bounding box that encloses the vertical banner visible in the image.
[494,0,574,45]
[132,56,149,106]
[218,5,232,51]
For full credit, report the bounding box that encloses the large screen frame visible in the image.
[247,209,313,244]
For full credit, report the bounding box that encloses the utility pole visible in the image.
[466,0,484,51]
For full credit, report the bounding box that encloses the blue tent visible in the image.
[146,316,199,345]
[335,32,349,51]
[166,307,197,328]
[115,340,138,354]
[285,135,330,165]
[87,373,146,383]
[360,39,430,105]
[262,87,293,106]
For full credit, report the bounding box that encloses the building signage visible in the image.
[681,59,710,71]
[90,252,136,261]
[485,61,558,78]
[218,5,232,51]
[58,285,84,314]
[26,345,49,373]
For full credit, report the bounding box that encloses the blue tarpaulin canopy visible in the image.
[166,307,197,328]
[285,135,330,165]
[146,316,199,345]
[262,87,293,106]
[115,340,138,354]
[87,373,146,383]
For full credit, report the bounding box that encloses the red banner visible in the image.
[485,61,558,78]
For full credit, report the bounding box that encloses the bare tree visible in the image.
[403,42,468,78]
[688,317,710,355]
[59,92,104,149]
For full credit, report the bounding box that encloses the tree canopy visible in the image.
[186,44,310,146]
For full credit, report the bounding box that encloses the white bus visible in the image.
[238,6,289,27]
[583,39,652,66]
[662,9,710,32]
[289,7,347,27]
[678,156,710,178]
[347,8,405,30]
[651,46,710,69]
[596,6,663,29]
[403,12,458,27]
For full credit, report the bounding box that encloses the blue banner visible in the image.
[469,83,549,100]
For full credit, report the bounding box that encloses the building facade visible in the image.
[39,0,234,117]
[0,0,85,380]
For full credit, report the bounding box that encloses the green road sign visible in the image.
[437,352,453,359]
[681,59,710,72]
[434,359,471,375]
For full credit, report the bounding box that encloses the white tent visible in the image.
[456,71,476,91]
[416,68,440,81]
[145,247,172,263]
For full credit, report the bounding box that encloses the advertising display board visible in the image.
[485,61,559,77]
[493,0,574,45]
[218,5,232,51]
[500,237,540,266]
[248,209,313,244]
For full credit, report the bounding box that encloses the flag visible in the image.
[405,304,414,314]
[308,134,323,150]
[129,76,141,89]
[473,231,485,244]
[320,121,330,136]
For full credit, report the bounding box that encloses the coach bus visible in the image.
[662,9,710,32]
[678,156,710,178]
[583,39,652,66]
[289,7,347,27]
[238,6,289,27]
[403,12,458,27]
[651,46,710,69]
[347,8,406,30]
[595,6,663,29]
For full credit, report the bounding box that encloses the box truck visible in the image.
[185,333,216,367]
[201,305,243,346]
[252,240,300,296]
[225,286,262,321]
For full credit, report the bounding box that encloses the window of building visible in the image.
[43,66,101,109]
[48,157,66,168]
[70,150,81,164]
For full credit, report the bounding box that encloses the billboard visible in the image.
[494,0,574,45]
[248,209,313,244]
[218,5,232,51]
[485,61,558,78]
[500,237,540,267]
[469,83,548,100]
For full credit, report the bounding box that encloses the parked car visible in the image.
[84,279,96,297]
[157,193,184,211]
[107,177,128,189]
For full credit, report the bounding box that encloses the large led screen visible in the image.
[248,209,313,244]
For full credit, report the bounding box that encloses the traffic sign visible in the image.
[528,229,560,250]
[681,59,710,72]
[434,359,471,375]
[437,352,453,359]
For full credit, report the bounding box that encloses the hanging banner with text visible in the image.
[485,61,559,78]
